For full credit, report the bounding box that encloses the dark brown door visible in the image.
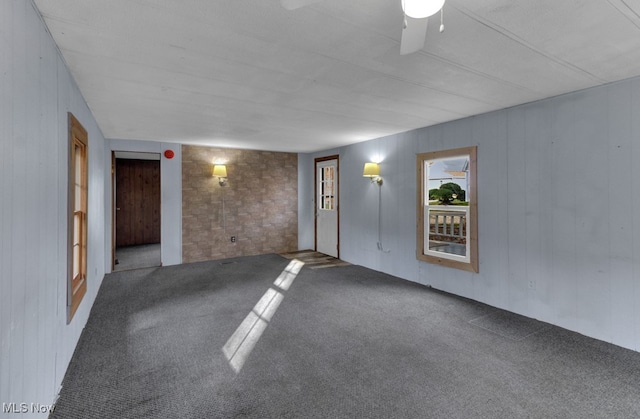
[115,159,161,247]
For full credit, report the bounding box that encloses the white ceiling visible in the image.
[34,0,640,153]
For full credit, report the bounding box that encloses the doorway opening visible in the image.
[112,151,161,271]
[314,155,339,258]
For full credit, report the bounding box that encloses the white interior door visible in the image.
[316,158,338,258]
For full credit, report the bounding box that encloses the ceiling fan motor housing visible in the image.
[402,0,445,19]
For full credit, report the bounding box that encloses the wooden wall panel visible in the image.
[115,159,161,246]
[505,109,528,312]
[182,146,298,263]
[608,82,634,348]
[633,80,640,351]
[573,88,612,336]
[549,97,578,329]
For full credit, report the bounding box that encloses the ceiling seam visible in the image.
[58,40,495,115]
[46,12,503,110]
[414,50,540,94]
[290,0,596,97]
[453,5,607,85]
[42,2,527,111]
[92,79,449,130]
[78,68,446,131]
[296,4,540,98]
[607,0,640,30]
[310,51,504,107]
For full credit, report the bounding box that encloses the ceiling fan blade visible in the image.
[400,16,428,55]
[280,0,322,10]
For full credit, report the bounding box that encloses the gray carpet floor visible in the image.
[114,243,161,271]
[51,254,640,418]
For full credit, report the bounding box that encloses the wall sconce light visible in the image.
[213,164,228,186]
[363,162,382,185]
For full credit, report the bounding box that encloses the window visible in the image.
[68,113,88,322]
[318,165,335,211]
[417,146,478,273]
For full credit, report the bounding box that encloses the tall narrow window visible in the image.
[68,113,88,322]
[417,146,478,273]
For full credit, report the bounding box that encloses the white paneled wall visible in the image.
[1,0,106,414]
[300,77,640,352]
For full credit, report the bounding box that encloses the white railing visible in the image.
[423,205,470,262]
[429,208,467,238]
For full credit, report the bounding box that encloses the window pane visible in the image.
[73,244,80,278]
[75,145,82,177]
[427,207,467,257]
[325,181,333,195]
[75,183,81,210]
[74,213,80,244]
[325,197,332,210]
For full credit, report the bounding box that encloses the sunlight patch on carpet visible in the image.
[222,259,305,373]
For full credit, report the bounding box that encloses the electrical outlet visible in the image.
[231,236,236,243]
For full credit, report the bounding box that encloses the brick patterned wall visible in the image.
[182,145,298,263]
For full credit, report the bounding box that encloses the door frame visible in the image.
[314,155,340,258]
[111,152,116,270]
[111,151,162,270]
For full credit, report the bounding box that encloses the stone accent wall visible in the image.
[182,145,298,263]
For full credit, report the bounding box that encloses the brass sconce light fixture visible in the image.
[363,162,382,185]
[213,164,228,186]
